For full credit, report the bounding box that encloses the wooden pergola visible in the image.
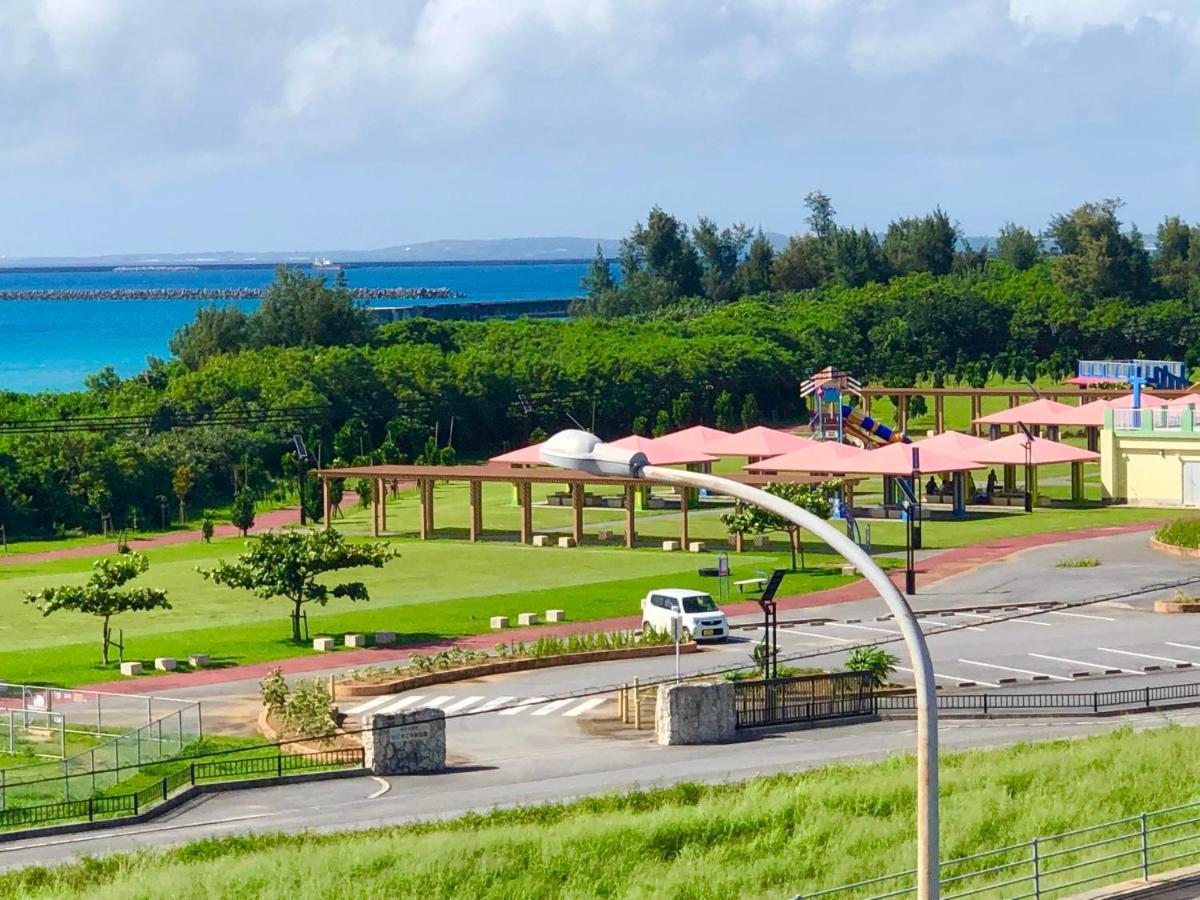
[314,463,839,550]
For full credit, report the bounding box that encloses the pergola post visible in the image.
[678,488,689,548]
[1026,464,1038,508]
[571,480,584,545]
[518,482,533,544]
[934,396,945,434]
[1003,464,1016,493]
[1086,426,1099,452]
[898,395,909,432]
[371,478,381,537]
[624,484,636,548]
[1070,462,1084,504]
[418,479,432,540]
[733,500,744,552]
[322,478,331,532]
[469,480,483,542]
[380,478,389,534]
[952,472,966,517]
[970,395,982,436]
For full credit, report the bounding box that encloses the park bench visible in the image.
[735,577,767,594]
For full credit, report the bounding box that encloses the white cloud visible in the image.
[1007,0,1194,39]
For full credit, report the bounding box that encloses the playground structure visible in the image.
[1073,359,1191,391]
[801,366,908,447]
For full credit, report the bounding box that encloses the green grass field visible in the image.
[3,723,1199,898]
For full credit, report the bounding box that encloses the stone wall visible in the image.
[655,682,737,745]
[362,708,446,774]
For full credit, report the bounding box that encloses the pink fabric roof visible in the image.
[1167,393,1200,407]
[914,430,993,455]
[608,435,718,466]
[966,434,1099,466]
[974,398,1078,426]
[1055,393,1169,427]
[653,425,735,453]
[745,441,868,474]
[705,426,816,457]
[1106,392,1166,408]
[489,441,547,465]
[846,442,981,475]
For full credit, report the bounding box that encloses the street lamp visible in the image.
[1018,422,1034,514]
[540,430,941,898]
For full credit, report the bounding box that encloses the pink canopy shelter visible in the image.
[848,442,981,476]
[653,425,734,454]
[608,435,717,466]
[1055,393,1169,428]
[974,398,1078,427]
[1166,393,1200,407]
[705,426,816,458]
[490,441,547,466]
[744,441,867,474]
[914,430,992,456]
[966,434,1099,466]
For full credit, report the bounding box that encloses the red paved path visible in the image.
[78,519,1162,695]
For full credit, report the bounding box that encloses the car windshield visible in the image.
[681,595,718,614]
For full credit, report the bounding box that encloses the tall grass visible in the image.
[1156,517,1200,549]
[5,725,1200,898]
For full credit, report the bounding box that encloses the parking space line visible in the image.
[375,695,426,714]
[531,698,577,717]
[1098,648,1193,666]
[472,696,517,713]
[1028,653,1144,675]
[778,630,856,644]
[1166,642,1200,653]
[563,698,608,717]
[1048,610,1115,622]
[957,659,1070,681]
[895,665,1001,689]
[956,612,1051,628]
[499,697,549,716]
[824,622,900,635]
[442,696,485,714]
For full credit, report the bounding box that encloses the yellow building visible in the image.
[1101,406,1200,506]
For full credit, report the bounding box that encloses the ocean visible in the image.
[0,261,588,392]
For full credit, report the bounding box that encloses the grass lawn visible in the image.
[4,724,1200,897]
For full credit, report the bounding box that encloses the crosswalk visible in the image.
[342,693,611,720]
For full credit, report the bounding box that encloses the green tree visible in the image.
[251,266,373,348]
[740,393,761,429]
[734,229,775,296]
[25,553,170,665]
[804,190,837,239]
[714,390,737,432]
[1152,216,1199,297]
[172,464,194,525]
[580,243,615,299]
[771,234,830,291]
[830,227,890,287]
[200,529,398,642]
[995,222,1041,271]
[168,305,250,369]
[652,409,672,437]
[694,217,751,302]
[1047,199,1151,301]
[201,511,215,543]
[230,487,256,537]
[670,392,695,429]
[719,482,832,570]
[844,646,899,687]
[882,208,959,276]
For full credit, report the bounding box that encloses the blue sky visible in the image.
[1,0,1197,257]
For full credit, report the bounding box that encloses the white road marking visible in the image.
[1166,642,1200,653]
[368,776,390,799]
[417,695,455,709]
[1028,653,1144,675]
[824,622,901,635]
[895,665,1001,689]
[473,696,517,713]
[1097,648,1193,666]
[1048,610,1115,622]
[531,698,577,717]
[343,696,394,716]
[375,695,425,714]
[777,630,856,644]
[563,697,608,717]
[956,611,1051,628]
[957,659,1070,681]
[499,697,549,715]
[0,812,276,852]
[442,696,485,714]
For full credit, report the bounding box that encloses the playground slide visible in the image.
[841,405,909,445]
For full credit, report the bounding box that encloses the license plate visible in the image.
[701,628,716,637]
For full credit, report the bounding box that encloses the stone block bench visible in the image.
[344,633,368,648]
[490,616,509,630]
[120,661,143,677]
[188,654,210,668]
[517,612,539,626]
[374,631,396,646]
[313,637,335,652]
[154,657,176,672]
[546,609,566,623]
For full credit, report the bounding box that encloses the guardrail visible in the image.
[0,745,364,831]
[878,680,1200,716]
[796,797,1200,898]
[734,672,876,729]
[1111,407,1185,432]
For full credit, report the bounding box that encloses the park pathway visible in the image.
[76,518,1164,695]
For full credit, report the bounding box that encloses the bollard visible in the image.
[634,677,641,730]
[328,674,336,701]
[618,684,626,722]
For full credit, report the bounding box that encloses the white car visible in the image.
[640,589,729,642]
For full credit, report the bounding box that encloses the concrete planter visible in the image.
[1149,536,1200,559]
[337,641,699,698]
[1154,599,1200,614]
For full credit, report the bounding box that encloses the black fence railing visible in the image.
[878,680,1200,716]
[0,746,365,832]
[734,671,876,729]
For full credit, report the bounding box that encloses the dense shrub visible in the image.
[1156,518,1200,549]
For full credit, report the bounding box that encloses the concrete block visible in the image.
[154,657,176,672]
[957,681,976,687]
[546,609,566,623]
[661,540,680,552]
[845,619,861,624]
[655,682,736,745]
[532,535,550,547]
[1177,662,1193,669]
[1032,675,1050,681]
[313,637,335,652]
[1072,671,1091,678]
[363,708,445,775]
[557,536,577,548]
[374,631,397,646]
[1143,665,1161,672]
[187,654,209,668]
[490,616,509,630]
[517,612,539,626]
[998,677,1017,684]
[344,633,368,648]
[1104,668,1122,675]
[840,564,858,576]
[687,541,705,553]
[119,661,143,677]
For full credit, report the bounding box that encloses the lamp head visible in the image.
[540,429,647,477]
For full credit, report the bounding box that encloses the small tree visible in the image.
[25,553,170,665]
[200,529,398,642]
[231,487,256,537]
[714,390,737,432]
[172,464,194,525]
[720,481,833,571]
[844,646,899,687]
[201,511,215,543]
[740,393,761,429]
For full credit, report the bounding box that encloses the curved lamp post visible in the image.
[541,429,941,898]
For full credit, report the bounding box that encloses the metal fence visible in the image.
[796,798,1200,899]
[0,683,201,809]
[877,680,1200,717]
[734,672,876,729]
[0,745,364,831]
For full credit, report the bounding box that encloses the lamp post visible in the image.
[1018,422,1034,513]
[541,430,941,898]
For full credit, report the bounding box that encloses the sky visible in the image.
[1,0,1198,257]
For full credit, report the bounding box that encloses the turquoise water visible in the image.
[0,262,588,392]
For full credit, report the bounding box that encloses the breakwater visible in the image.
[372,297,575,322]
[0,287,465,301]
